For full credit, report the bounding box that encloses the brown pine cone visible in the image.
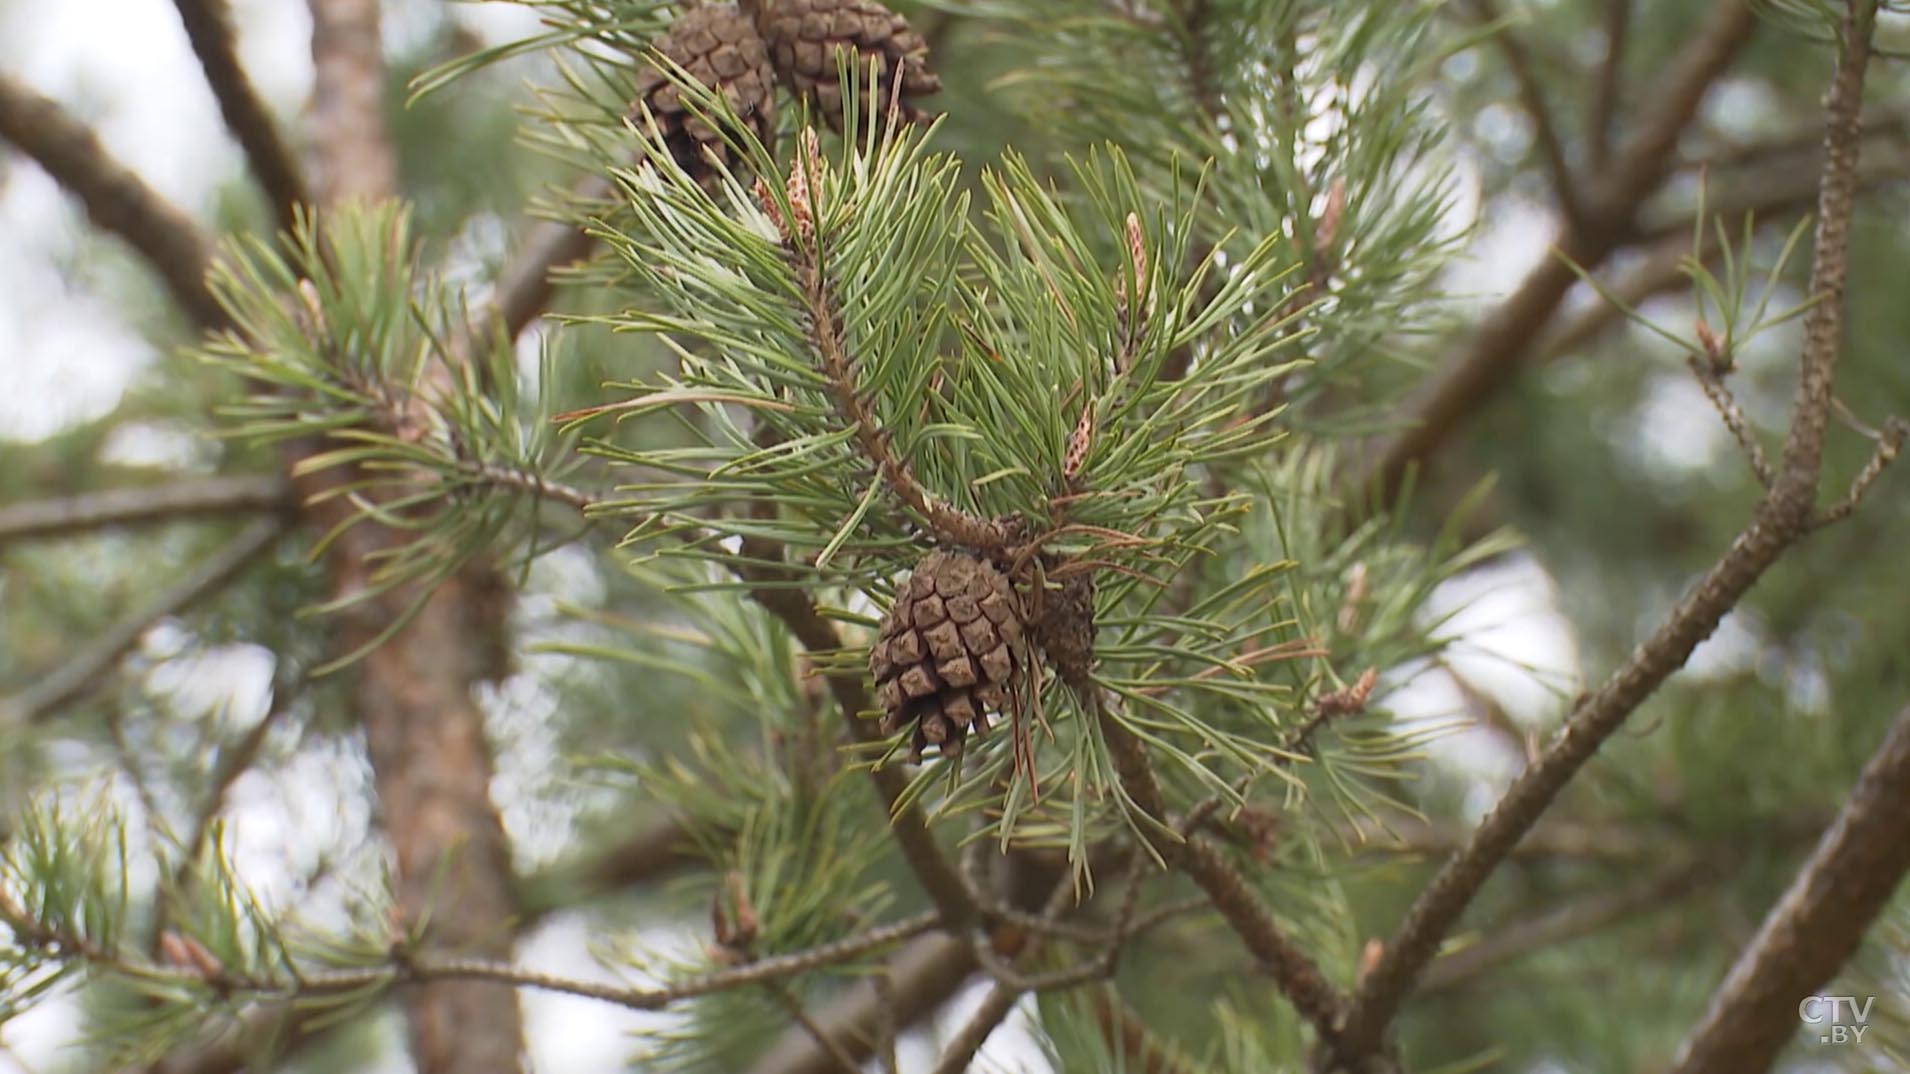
[632,4,778,190]
[744,0,941,132]
[871,551,1027,763]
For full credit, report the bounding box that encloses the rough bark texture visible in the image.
[302,2,525,1072]
[1671,702,1910,1074]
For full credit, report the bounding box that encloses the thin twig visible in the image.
[928,982,1021,1074]
[170,0,308,234]
[1092,692,1347,1044]
[872,966,901,1074]
[1331,7,1881,1067]
[744,933,977,1074]
[1421,859,1712,991]
[769,984,865,1074]
[153,677,301,947]
[1358,0,1757,501]
[934,870,1080,1074]
[0,519,285,727]
[1811,415,1906,529]
[458,461,598,514]
[0,476,291,544]
[784,169,1008,553]
[0,75,224,328]
[1670,697,1910,1074]
[1,894,940,1014]
[1685,353,1774,488]
[1587,0,1630,169]
[735,538,979,927]
[1467,0,1582,226]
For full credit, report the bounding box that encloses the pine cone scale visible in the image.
[632,4,777,190]
[871,551,1026,762]
[751,0,941,131]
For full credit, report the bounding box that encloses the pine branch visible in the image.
[788,194,1008,553]
[0,476,291,543]
[1092,694,1347,1046]
[745,933,978,1074]
[0,75,225,329]
[1670,698,1910,1074]
[1358,0,1757,500]
[1330,7,1881,1066]
[0,518,284,726]
[0,886,943,1013]
[735,539,979,927]
[170,0,309,234]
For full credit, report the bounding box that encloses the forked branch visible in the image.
[1330,5,1883,1066]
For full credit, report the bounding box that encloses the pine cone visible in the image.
[746,0,941,132]
[632,4,778,190]
[871,551,1026,763]
[1031,565,1096,691]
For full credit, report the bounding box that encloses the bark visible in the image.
[301,1,525,1071]
[1671,701,1910,1074]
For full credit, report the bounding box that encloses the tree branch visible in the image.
[736,544,979,928]
[170,0,309,234]
[0,518,284,727]
[1330,7,1878,1066]
[745,932,978,1074]
[0,475,291,543]
[783,164,1009,553]
[0,75,224,328]
[928,982,1022,1074]
[488,175,613,341]
[1357,0,1756,501]
[1670,698,1910,1074]
[1,886,942,1015]
[1093,696,1347,1045]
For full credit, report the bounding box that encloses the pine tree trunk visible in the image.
[303,2,525,1071]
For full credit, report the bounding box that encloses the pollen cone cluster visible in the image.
[870,551,1026,763]
[748,0,942,131]
[632,4,778,190]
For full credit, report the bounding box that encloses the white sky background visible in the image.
[0,3,1776,1072]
